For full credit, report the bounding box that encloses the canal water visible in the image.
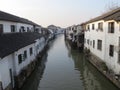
[21,35,119,90]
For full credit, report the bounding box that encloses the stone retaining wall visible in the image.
[87,53,120,89]
[14,46,47,90]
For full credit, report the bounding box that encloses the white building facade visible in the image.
[0,33,46,90]
[0,21,35,33]
[0,11,47,90]
[85,8,120,74]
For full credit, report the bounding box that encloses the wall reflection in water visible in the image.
[20,51,48,90]
[21,37,60,90]
[65,40,118,90]
[21,35,118,90]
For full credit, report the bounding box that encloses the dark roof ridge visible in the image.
[86,7,120,24]
[0,10,40,26]
[103,8,120,19]
[0,32,43,58]
[0,10,20,18]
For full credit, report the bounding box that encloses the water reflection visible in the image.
[65,39,118,90]
[21,35,119,90]
[20,51,48,90]
[39,35,85,90]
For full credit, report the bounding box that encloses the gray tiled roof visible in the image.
[86,7,120,24]
[0,32,43,58]
[0,11,38,25]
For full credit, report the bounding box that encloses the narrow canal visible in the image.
[21,35,119,90]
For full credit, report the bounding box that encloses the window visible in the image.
[27,27,30,32]
[18,54,22,64]
[74,36,77,40]
[11,25,16,32]
[20,26,25,32]
[92,24,94,30]
[97,40,102,50]
[98,22,103,31]
[93,40,95,48]
[35,28,39,32]
[0,24,3,33]
[73,30,77,33]
[87,39,89,45]
[88,25,90,30]
[108,22,114,33]
[24,51,27,60]
[109,45,114,57]
[90,41,92,46]
[30,47,33,55]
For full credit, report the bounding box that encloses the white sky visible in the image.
[0,0,120,28]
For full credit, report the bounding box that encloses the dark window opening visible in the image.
[108,22,114,33]
[88,25,90,30]
[0,24,3,33]
[20,26,25,32]
[11,25,16,32]
[90,41,92,46]
[27,27,30,32]
[87,39,89,45]
[18,54,22,64]
[24,51,27,60]
[98,22,103,31]
[109,45,114,57]
[97,40,102,50]
[92,24,94,30]
[30,47,33,56]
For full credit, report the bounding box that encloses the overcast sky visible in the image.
[0,0,120,27]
